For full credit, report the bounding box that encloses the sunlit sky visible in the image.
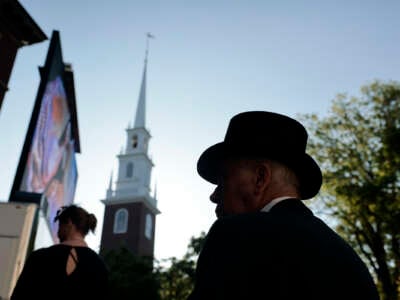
[1,0,399,260]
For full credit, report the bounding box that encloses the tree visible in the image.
[301,81,400,300]
[102,247,161,300]
[156,232,206,300]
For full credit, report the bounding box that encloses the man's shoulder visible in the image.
[209,212,279,239]
[216,201,312,227]
[209,203,326,241]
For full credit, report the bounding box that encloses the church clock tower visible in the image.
[100,38,160,257]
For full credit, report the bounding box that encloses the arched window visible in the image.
[145,214,153,240]
[126,162,133,178]
[113,208,128,234]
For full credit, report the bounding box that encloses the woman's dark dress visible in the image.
[11,244,108,300]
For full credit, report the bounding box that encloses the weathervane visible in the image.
[145,32,155,63]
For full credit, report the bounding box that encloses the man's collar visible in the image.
[260,196,295,212]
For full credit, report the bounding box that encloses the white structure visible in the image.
[0,202,37,300]
[100,39,160,257]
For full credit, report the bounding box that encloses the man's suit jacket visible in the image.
[188,199,379,300]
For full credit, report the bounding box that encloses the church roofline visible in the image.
[116,153,154,165]
[101,196,160,215]
[125,126,152,137]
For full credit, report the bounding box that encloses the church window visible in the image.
[114,208,128,234]
[126,162,133,178]
[132,135,138,148]
[145,214,153,240]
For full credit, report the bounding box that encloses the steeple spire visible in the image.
[108,170,113,190]
[106,170,113,198]
[133,60,146,128]
[134,33,154,128]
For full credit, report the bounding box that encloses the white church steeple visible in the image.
[101,32,158,209]
[113,38,155,202]
[100,33,159,258]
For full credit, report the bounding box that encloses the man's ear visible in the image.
[254,162,271,195]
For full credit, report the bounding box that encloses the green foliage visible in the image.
[100,233,207,300]
[102,247,160,300]
[156,232,206,300]
[301,81,400,300]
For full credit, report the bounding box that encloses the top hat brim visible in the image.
[197,142,322,200]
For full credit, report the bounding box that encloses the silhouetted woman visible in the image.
[11,205,108,300]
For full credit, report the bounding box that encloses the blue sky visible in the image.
[1,0,399,260]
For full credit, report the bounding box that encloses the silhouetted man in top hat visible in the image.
[188,111,379,300]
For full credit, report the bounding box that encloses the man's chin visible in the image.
[215,207,228,219]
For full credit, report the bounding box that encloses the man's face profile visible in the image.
[210,158,256,218]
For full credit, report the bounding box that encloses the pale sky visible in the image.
[1,0,399,260]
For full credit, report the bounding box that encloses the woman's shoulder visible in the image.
[72,247,108,275]
[76,247,105,262]
[22,245,67,270]
[41,244,72,252]
[31,244,73,258]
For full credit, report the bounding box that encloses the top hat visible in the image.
[197,111,322,200]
